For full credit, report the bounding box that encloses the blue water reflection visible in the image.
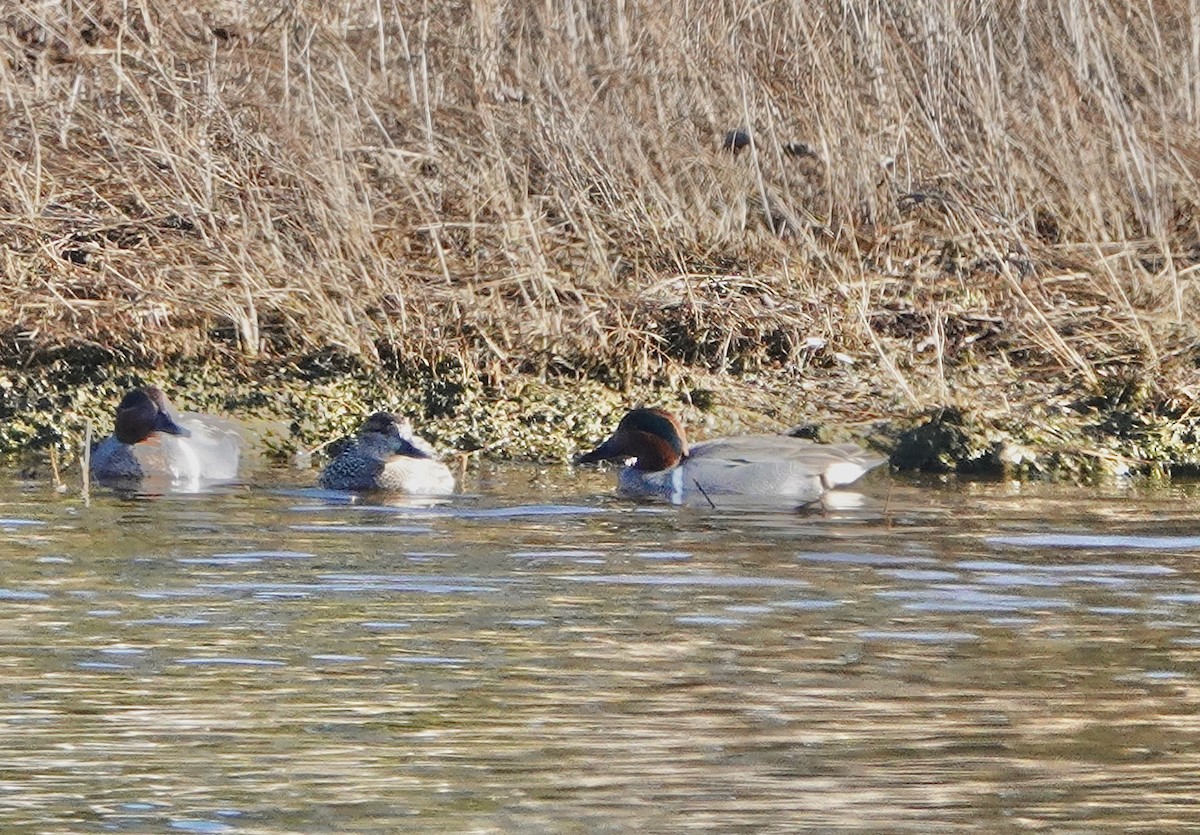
[0,470,1199,830]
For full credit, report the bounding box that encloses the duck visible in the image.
[89,386,243,487]
[575,407,887,505]
[319,412,455,495]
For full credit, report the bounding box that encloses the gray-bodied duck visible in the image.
[90,386,242,487]
[576,407,886,505]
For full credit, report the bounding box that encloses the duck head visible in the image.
[113,387,191,444]
[576,408,688,472]
[359,412,434,459]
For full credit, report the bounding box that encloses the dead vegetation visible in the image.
[1,0,1199,416]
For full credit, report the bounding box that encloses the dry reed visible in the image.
[0,0,1197,409]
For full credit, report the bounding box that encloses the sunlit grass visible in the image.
[1,0,1197,408]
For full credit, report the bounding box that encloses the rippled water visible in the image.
[3,466,1200,831]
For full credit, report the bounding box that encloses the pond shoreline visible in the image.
[5,2,1199,484]
[3,351,1198,484]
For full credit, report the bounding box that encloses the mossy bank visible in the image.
[5,349,1200,486]
[3,2,1200,483]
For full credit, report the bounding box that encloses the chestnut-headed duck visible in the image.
[90,386,243,487]
[319,412,455,495]
[576,407,886,505]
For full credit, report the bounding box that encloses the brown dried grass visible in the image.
[1,0,1198,401]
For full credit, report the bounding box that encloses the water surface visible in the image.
[2,467,1200,831]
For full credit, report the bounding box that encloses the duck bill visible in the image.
[391,437,434,460]
[155,411,192,438]
[575,434,626,465]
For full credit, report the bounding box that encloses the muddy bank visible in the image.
[3,350,1199,486]
[4,1,1199,487]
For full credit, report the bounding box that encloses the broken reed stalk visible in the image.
[49,445,62,492]
[692,478,717,509]
[81,419,92,507]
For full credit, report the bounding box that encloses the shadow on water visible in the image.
[2,466,1200,830]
